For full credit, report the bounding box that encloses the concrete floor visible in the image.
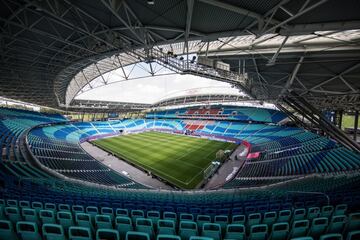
[203,144,247,190]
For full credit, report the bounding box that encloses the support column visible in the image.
[338,110,343,129]
[354,111,359,141]
[333,110,337,126]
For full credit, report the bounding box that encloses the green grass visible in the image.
[342,115,360,129]
[93,131,237,189]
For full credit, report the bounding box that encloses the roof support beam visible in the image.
[279,56,305,98]
[267,36,289,66]
[100,0,145,45]
[81,70,93,89]
[217,0,291,50]
[116,55,129,80]
[263,0,329,35]
[94,63,107,85]
[184,0,194,55]
[198,0,268,29]
[309,62,360,91]
[0,16,97,55]
[339,76,357,93]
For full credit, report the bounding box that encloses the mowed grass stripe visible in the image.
[95,134,231,183]
[94,135,204,182]
[107,134,205,169]
[93,131,237,189]
[114,132,213,169]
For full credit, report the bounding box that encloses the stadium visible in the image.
[0,0,360,239]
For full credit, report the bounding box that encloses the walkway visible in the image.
[203,144,247,189]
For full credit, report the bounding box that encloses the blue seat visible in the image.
[289,220,309,239]
[290,237,313,240]
[0,219,17,240]
[308,217,328,238]
[115,216,133,239]
[293,209,306,222]
[126,231,150,240]
[225,224,245,240]
[116,208,128,217]
[136,218,155,239]
[7,199,18,207]
[269,222,289,240]
[75,213,94,233]
[147,211,160,226]
[68,226,92,240]
[22,208,39,225]
[101,207,114,221]
[179,221,198,240]
[95,214,112,229]
[249,224,268,240]
[263,211,277,227]
[346,213,360,232]
[346,230,360,240]
[334,204,347,216]
[57,211,74,232]
[0,206,3,220]
[16,221,41,240]
[40,210,56,224]
[31,202,43,214]
[44,203,56,212]
[157,219,176,235]
[196,215,211,230]
[214,215,228,233]
[42,224,65,240]
[131,210,144,223]
[327,215,346,234]
[96,228,120,240]
[202,223,221,240]
[5,206,21,223]
[59,204,71,212]
[278,210,291,223]
[189,237,213,240]
[248,213,261,229]
[72,205,85,214]
[45,203,56,211]
[232,215,246,224]
[157,235,181,240]
[307,207,320,221]
[180,213,194,222]
[19,201,30,208]
[321,206,334,218]
[163,212,177,226]
[319,233,343,240]
[86,206,98,223]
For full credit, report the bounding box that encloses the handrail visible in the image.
[144,48,254,98]
[286,191,330,205]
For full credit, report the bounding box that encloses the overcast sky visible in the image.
[76,63,244,104]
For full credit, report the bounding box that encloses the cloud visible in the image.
[76,63,243,104]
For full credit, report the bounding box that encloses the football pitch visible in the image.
[92,131,237,189]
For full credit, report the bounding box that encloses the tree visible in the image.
[216,149,225,162]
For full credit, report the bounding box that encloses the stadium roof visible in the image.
[1,0,360,111]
